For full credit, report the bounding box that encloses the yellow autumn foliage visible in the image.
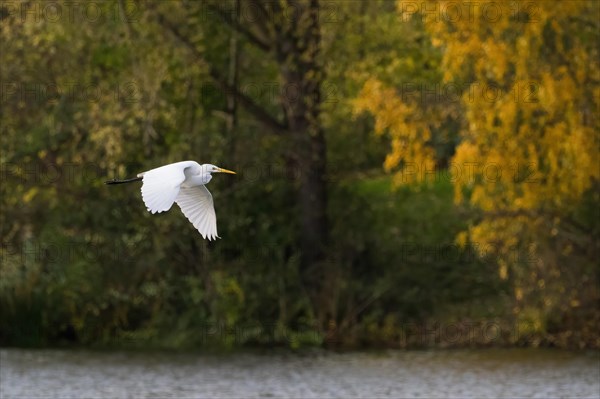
[354,78,436,185]
[437,0,598,316]
[357,1,599,318]
[421,0,599,245]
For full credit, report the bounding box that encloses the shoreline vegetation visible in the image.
[2,175,597,351]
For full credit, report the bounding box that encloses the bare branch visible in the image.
[155,13,287,134]
[206,4,271,52]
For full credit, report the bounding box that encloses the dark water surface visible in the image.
[1,348,598,398]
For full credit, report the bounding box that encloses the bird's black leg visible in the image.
[104,177,143,185]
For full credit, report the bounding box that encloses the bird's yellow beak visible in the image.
[217,167,236,174]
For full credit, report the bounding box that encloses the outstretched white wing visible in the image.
[139,162,192,214]
[175,185,218,240]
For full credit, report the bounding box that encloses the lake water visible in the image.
[1,348,598,398]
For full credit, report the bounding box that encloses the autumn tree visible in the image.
[356,0,599,345]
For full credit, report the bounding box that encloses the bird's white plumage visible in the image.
[139,161,193,214]
[176,185,218,240]
[133,160,232,240]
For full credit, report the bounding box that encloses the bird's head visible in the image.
[202,164,236,175]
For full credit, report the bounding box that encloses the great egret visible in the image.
[105,161,236,240]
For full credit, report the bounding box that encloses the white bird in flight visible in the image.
[106,161,236,240]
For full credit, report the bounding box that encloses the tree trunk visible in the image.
[274,0,328,307]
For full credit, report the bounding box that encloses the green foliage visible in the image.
[327,173,509,347]
[0,0,596,350]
